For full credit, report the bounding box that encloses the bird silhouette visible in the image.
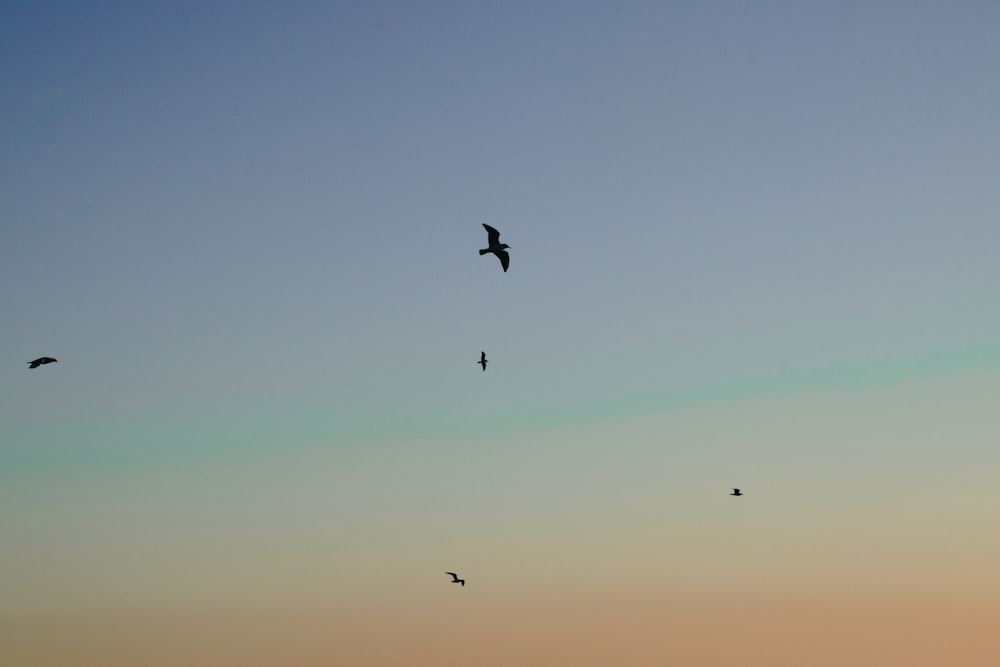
[479,351,488,371]
[28,357,57,369]
[730,488,743,496]
[479,224,510,272]
[445,572,465,586]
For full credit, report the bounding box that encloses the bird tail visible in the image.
[479,248,489,255]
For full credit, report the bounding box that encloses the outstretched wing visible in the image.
[445,572,459,580]
[483,223,500,246]
[28,360,40,368]
[496,249,509,272]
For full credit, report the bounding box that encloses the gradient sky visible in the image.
[3,2,1000,665]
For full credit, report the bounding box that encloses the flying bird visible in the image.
[28,357,57,369]
[730,488,743,497]
[445,572,465,586]
[479,351,488,371]
[479,223,510,272]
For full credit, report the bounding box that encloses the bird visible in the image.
[28,357,57,369]
[730,488,743,497]
[445,572,465,586]
[479,351,488,371]
[479,223,510,272]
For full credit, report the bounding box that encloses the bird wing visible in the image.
[28,360,40,368]
[480,352,486,361]
[496,249,509,272]
[445,572,459,580]
[483,223,500,246]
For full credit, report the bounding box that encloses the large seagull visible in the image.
[479,224,510,272]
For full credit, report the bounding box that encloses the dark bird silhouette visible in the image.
[479,351,488,371]
[730,488,743,497]
[479,223,510,272]
[28,357,57,369]
[445,572,465,586]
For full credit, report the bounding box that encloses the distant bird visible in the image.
[479,351,488,371]
[28,357,57,369]
[479,223,510,272]
[730,488,743,497]
[445,572,465,587]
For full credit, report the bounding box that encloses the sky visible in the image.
[2,1,1000,665]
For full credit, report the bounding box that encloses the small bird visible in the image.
[479,351,488,371]
[445,572,465,586]
[479,223,510,272]
[730,488,743,497]
[28,357,57,369]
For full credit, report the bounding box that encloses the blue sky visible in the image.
[4,0,1000,477]
[5,2,999,469]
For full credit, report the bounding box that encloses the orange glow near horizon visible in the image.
[4,592,999,666]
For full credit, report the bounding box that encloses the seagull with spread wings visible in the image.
[479,224,510,272]
[445,572,465,586]
[28,357,57,369]
[730,488,743,497]
[479,351,488,371]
